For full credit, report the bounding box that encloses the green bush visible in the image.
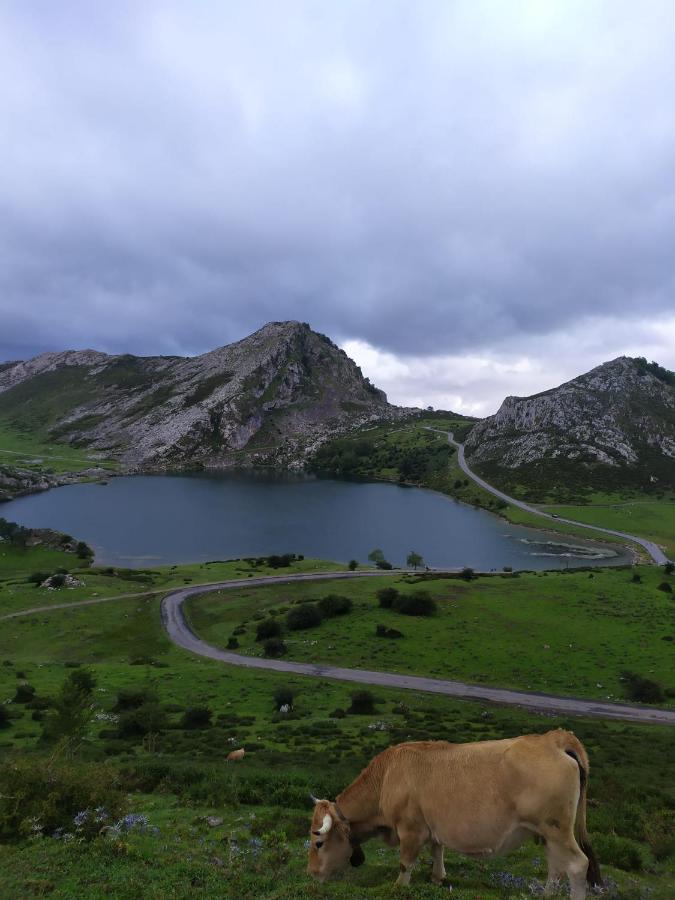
[226,637,239,649]
[657,581,672,593]
[0,707,10,729]
[375,624,403,638]
[318,594,352,617]
[622,671,666,704]
[348,690,376,714]
[592,833,649,871]
[13,683,36,704]
[256,619,282,641]
[262,638,287,658]
[180,706,212,729]
[26,571,50,585]
[286,604,323,631]
[273,686,294,709]
[0,755,126,840]
[376,587,399,609]
[117,702,168,738]
[393,590,437,616]
[113,686,158,712]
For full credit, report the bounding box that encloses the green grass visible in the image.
[0,544,673,897]
[185,567,675,705]
[0,424,118,474]
[539,495,675,558]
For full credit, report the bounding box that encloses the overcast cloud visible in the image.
[1,1,674,414]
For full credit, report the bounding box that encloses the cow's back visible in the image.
[377,733,580,854]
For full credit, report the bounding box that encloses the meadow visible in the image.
[185,566,675,704]
[0,541,674,897]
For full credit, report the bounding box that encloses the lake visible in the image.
[1,471,632,570]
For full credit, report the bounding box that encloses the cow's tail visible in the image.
[558,732,602,888]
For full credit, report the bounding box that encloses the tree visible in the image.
[368,548,386,565]
[348,559,358,571]
[406,551,424,570]
[286,604,323,631]
[40,669,96,745]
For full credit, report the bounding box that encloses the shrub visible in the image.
[643,810,675,860]
[318,594,353,617]
[330,708,346,719]
[0,756,127,841]
[348,690,376,714]
[40,669,96,745]
[460,567,475,581]
[0,707,9,729]
[622,671,665,704]
[286,604,323,631]
[393,590,437,616]
[657,581,672,593]
[631,572,642,583]
[262,638,287,658]
[50,573,67,588]
[348,560,358,571]
[256,619,282,641]
[592,833,648,871]
[76,541,93,559]
[13,683,36,704]
[226,637,239,649]
[180,707,212,729]
[376,625,403,639]
[664,562,674,575]
[376,560,393,570]
[266,554,296,568]
[117,702,168,738]
[273,686,294,710]
[232,626,246,636]
[26,571,50,585]
[376,587,399,609]
[113,686,158,712]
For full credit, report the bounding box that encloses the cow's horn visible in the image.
[309,794,320,805]
[316,814,333,835]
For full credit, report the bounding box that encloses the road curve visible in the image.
[428,429,669,565]
[160,573,675,726]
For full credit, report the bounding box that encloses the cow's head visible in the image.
[307,798,364,882]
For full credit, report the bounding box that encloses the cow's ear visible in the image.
[350,842,365,867]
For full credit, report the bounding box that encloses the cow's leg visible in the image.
[430,841,446,886]
[545,837,588,900]
[395,827,427,886]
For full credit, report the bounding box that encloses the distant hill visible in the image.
[464,356,675,499]
[0,322,409,470]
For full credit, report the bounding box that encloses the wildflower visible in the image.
[73,810,89,827]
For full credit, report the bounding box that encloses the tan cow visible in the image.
[227,748,245,761]
[307,729,601,898]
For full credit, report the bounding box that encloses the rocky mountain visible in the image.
[0,322,408,471]
[464,357,675,498]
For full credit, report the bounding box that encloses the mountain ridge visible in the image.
[0,321,410,472]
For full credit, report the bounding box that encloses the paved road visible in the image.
[160,573,675,726]
[427,429,669,565]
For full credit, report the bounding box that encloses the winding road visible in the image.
[160,573,675,726]
[428,429,669,565]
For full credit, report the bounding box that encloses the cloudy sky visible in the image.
[2,1,674,415]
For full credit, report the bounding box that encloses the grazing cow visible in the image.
[227,748,245,761]
[307,729,601,898]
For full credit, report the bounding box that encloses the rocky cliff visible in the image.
[464,357,675,496]
[0,322,407,471]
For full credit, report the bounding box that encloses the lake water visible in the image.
[1,472,632,570]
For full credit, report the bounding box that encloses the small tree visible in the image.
[273,686,295,710]
[40,669,96,745]
[180,706,212,729]
[286,604,323,631]
[348,559,358,571]
[256,619,282,641]
[318,595,352,617]
[263,638,287,658]
[348,690,376,714]
[406,551,424,570]
[376,587,399,609]
[368,548,386,566]
[394,590,437,617]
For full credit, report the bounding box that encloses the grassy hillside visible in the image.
[185,567,675,705]
[0,544,674,897]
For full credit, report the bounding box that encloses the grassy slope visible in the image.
[185,567,675,704]
[0,546,673,896]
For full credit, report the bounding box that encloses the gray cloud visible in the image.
[1,1,675,401]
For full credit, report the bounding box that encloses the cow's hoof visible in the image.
[431,875,452,888]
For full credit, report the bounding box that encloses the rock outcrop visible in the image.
[464,357,675,494]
